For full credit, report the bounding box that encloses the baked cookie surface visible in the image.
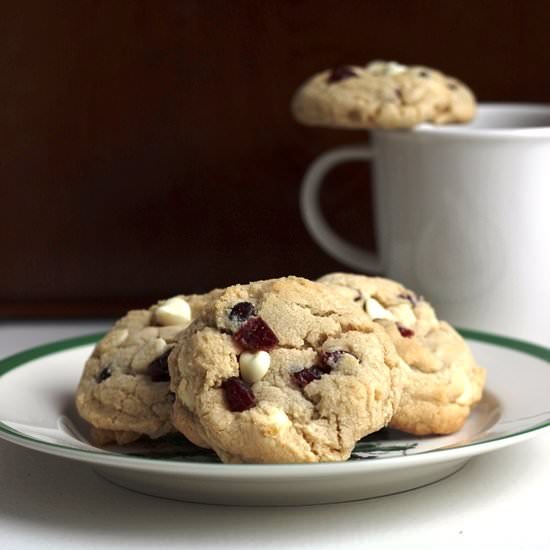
[318,273,486,435]
[292,60,476,129]
[75,293,217,445]
[169,277,405,463]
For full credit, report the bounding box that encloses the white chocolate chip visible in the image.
[366,297,395,321]
[131,338,168,374]
[258,407,291,437]
[180,382,195,409]
[366,60,407,76]
[389,303,417,329]
[155,297,192,326]
[239,351,271,384]
[267,408,291,429]
[386,61,407,75]
[97,328,129,353]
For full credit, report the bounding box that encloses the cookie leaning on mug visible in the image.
[318,273,486,436]
[291,60,476,129]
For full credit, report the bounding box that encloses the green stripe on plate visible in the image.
[457,328,550,362]
[0,332,105,377]
[0,329,548,379]
[0,327,547,465]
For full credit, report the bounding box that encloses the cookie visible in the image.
[75,292,218,445]
[318,273,486,435]
[169,277,405,463]
[291,60,476,129]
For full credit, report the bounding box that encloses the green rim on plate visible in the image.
[0,329,548,466]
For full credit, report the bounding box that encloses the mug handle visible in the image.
[300,145,383,273]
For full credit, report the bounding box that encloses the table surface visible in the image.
[0,321,548,550]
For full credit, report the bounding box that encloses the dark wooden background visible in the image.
[2,0,550,317]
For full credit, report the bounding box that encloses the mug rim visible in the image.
[370,103,550,140]
[412,102,550,139]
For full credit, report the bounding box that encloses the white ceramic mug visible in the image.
[301,103,550,345]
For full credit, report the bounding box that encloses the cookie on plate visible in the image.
[75,292,218,445]
[318,273,486,435]
[169,277,405,463]
[291,60,476,129]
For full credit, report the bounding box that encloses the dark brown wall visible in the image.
[2,1,550,316]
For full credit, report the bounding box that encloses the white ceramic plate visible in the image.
[0,330,548,506]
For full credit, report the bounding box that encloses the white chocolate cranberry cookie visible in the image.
[318,273,486,435]
[292,60,476,129]
[75,292,219,445]
[169,277,405,463]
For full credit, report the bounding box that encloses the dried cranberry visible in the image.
[222,377,256,412]
[229,302,256,323]
[327,65,357,84]
[292,350,345,388]
[293,367,323,388]
[319,350,344,371]
[233,317,279,351]
[316,362,332,374]
[398,325,415,338]
[148,349,171,382]
[97,367,111,383]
